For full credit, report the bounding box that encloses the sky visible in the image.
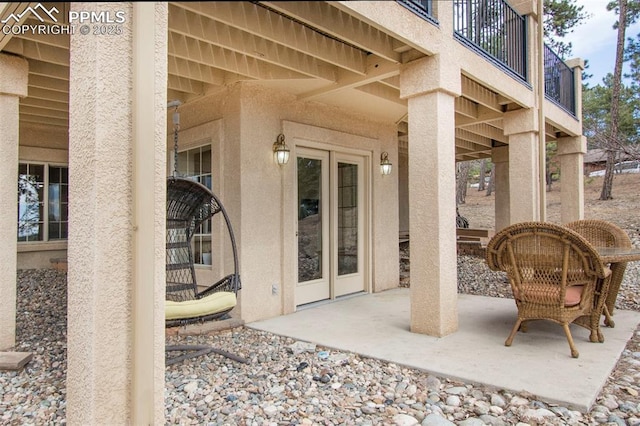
[562,0,640,86]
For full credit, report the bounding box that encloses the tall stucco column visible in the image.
[400,54,460,337]
[0,54,28,351]
[557,136,586,223]
[491,145,510,231]
[67,3,167,424]
[566,58,585,119]
[503,108,540,223]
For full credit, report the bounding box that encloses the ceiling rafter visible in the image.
[167,74,207,94]
[173,1,367,75]
[14,22,70,49]
[261,1,401,63]
[298,56,399,101]
[455,97,478,118]
[28,74,69,93]
[168,31,307,81]
[456,128,493,148]
[28,59,69,80]
[168,56,226,86]
[20,104,68,120]
[461,75,502,112]
[456,105,503,127]
[169,4,338,81]
[461,123,507,144]
[28,86,68,103]
[20,115,68,127]
[5,1,517,162]
[21,96,68,112]
[3,37,69,66]
[355,82,405,106]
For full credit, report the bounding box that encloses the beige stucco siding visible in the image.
[166,83,399,323]
[239,83,399,322]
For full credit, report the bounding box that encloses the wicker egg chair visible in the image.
[165,176,246,365]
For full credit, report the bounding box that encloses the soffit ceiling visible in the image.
[0,1,562,162]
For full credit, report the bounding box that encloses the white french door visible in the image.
[295,147,367,306]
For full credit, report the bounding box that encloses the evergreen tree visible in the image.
[543,0,589,58]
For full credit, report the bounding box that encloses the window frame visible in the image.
[176,144,213,267]
[17,161,69,244]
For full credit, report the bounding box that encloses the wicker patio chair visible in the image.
[486,222,611,358]
[564,219,632,328]
[165,177,246,365]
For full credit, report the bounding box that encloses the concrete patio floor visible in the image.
[248,288,640,412]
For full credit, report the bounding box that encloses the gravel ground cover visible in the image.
[2,175,640,425]
[2,250,640,426]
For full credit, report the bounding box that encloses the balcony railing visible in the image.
[544,43,576,115]
[398,0,576,116]
[453,0,527,81]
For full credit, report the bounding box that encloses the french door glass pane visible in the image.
[298,157,323,282]
[338,162,358,275]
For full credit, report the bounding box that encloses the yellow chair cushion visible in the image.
[166,292,236,320]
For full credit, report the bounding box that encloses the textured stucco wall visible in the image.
[237,83,399,323]
[67,3,167,423]
[492,146,510,232]
[406,92,459,337]
[166,82,399,324]
[0,53,28,350]
[149,4,169,422]
[504,109,540,223]
[67,3,135,421]
[557,136,586,223]
[17,249,67,269]
[400,56,460,337]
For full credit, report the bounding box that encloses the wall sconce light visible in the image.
[273,133,290,165]
[380,151,392,175]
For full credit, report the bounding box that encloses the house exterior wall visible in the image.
[66,3,167,423]
[17,130,69,269]
[238,83,399,323]
[0,53,28,350]
[166,83,399,323]
[338,1,535,110]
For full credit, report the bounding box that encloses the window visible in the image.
[177,145,212,265]
[18,163,69,242]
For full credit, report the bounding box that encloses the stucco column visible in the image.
[0,54,28,351]
[67,3,167,424]
[400,54,460,337]
[557,136,586,223]
[492,145,510,231]
[503,108,540,223]
[566,58,585,119]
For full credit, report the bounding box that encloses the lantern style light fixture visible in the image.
[272,133,290,165]
[380,151,392,175]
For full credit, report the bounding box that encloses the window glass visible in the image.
[17,163,68,242]
[48,166,69,240]
[176,145,213,265]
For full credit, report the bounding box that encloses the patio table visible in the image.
[596,246,640,326]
